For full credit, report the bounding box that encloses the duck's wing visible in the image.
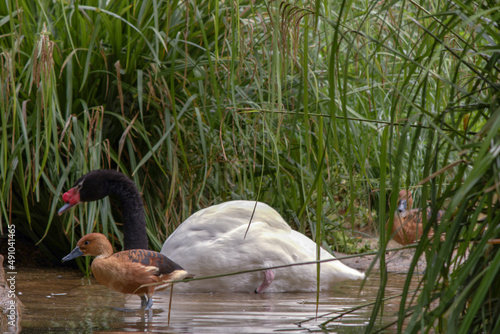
[114,250,187,276]
[410,207,444,225]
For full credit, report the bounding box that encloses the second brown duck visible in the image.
[390,190,445,245]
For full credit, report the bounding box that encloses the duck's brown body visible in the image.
[92,249,189,297]
[391,190,445,245]
[62,233,192,309]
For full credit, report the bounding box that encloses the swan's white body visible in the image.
[161,201,365,293]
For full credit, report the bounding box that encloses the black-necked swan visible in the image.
[58,169,365,293]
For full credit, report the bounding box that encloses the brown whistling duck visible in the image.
[59,169,365,293]
[62,233,193,310]
[390,190,445,246]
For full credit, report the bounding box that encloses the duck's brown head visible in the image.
[397,190,414,213]
[62,233,114,262]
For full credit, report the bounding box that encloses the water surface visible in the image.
[16,268,415,333]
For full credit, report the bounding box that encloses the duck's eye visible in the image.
[84,241,89,245]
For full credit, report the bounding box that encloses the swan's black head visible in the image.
[58,170,137,214]
[58,169,148,250]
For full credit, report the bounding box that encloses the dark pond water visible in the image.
[14,268,416,333]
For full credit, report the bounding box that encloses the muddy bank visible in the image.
[337,239,427,274]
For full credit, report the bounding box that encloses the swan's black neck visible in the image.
[78,170,148,250]
[108,177,148,251]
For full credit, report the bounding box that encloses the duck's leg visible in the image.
[140,294,148,309]
[254,269,275,294]
[144,294,154,310]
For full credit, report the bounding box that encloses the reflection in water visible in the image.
[16,268,416,333]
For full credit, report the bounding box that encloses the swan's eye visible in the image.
[84,241,89,245]
[77,181,84,190]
